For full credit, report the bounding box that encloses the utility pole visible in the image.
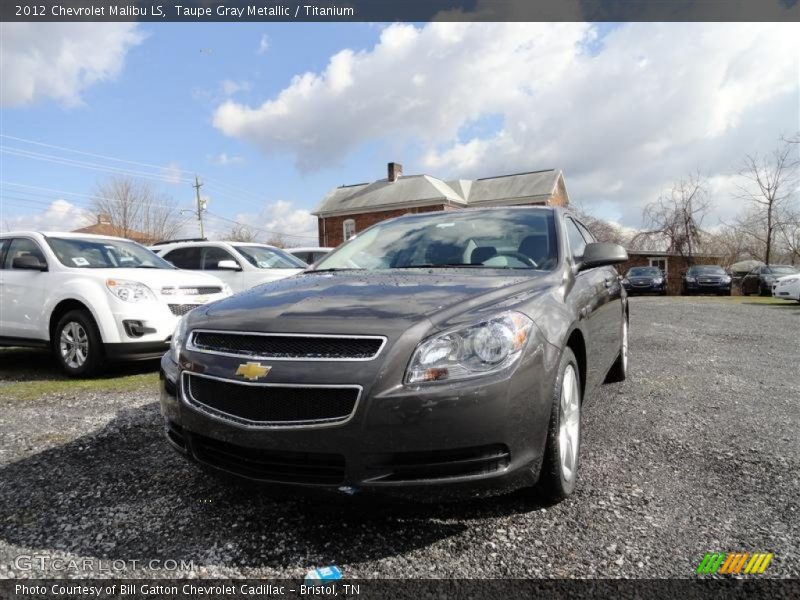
[192,175,207,238]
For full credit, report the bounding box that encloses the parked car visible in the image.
[772,273,800,303]
[681,265,732,296]
[622,266,666,295]
[160,207,629,502]
[287,246,333,265]
[152,240,307,294]
[740,265,799,296]
[0,232,231,376]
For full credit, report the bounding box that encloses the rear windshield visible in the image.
[47,237,173,269]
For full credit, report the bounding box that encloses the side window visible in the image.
[202,246,238,270]
[5,238,47,269]
[576,221,597,243]
[296,252,311,263]
[343,219,356,241]
[565,218,587,260]
[0,240,8,269]
[162,247,202,270]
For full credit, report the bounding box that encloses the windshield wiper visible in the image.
[310,268,367,273]
[401,263,494,269]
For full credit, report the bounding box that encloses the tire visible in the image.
[537,347,582,501]
[604,316,628,384]
[53,309,105,377]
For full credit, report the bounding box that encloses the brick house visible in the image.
[313,162,570,247]
[619,250,727,295]
[72,214,154,244]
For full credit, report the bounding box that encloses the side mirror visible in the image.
[12,255,47,271]
[579,243,628,271]
[217,259,241,271]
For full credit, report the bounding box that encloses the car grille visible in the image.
[182,373,360,427]
[191,432,345,484]
[364,444,510,482]
[630,278,652,287]
[169,303,201,316]
[162,286,223,295]
[188,330,385,360]
[698,277,721,285]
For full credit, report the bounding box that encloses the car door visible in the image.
[201,246,244,292]
[162,246,203,272]
[0,237,49,340]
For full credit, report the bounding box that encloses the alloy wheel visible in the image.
[558,364,581,483]
[60,321,89,369]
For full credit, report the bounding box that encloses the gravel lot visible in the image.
[1,297,798,579]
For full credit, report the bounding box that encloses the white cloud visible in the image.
[213,22,800,226]
[2,199,90,232]
[207,152,245,166]
[257,34,270,54]
[213,200,318,244]
[0,23,144,107]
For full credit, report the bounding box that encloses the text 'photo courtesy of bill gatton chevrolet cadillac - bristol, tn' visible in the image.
[160,207,630,501]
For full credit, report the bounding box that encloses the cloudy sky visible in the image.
[1,22,798,243]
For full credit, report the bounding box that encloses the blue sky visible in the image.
[2,22,798,243]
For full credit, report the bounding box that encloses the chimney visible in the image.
[387,162,403,183]
[97,213,112,225]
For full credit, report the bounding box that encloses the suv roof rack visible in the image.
[151,237,208,246]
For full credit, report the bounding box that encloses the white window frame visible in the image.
[649,257,668,276]
[343,219,356,241]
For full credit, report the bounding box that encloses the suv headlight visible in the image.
[406,312,534,384]
[106,279,155,302]
[170,316,189,362]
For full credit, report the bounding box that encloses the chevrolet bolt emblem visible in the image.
[235,362,271,381]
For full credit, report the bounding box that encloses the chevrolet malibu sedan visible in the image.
[160,207,629,501]
[681,265,732,296]
[622,266,667,295]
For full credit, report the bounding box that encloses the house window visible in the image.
[649,257,668,275]
[343,219,356,241]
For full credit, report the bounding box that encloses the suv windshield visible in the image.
[314,209,559,271]
[628,267,661,277]
[47,237,174,269]
[687,266,725,275]
[235,245,307,269]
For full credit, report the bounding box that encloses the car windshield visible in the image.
[314,209,559,271]
[764,266,798,275]
[235,245,307,269]
[47,237,174,269]
[628,267,661,277]
[688,266,725,275]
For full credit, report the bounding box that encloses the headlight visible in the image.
[780,277,798,285]
[685,276,696,282]
[653,277,663,284]
[106,279,155,302]
[721,275,732,283]
[406,312,533,384]
[622,278,630,284]
[170,316,189,362]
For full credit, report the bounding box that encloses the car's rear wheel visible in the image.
[604,317,628,384]
[53,309,104,377]
[537,347,581,501]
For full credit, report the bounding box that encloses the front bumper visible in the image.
[623,282,666,294]
[683,281,731,293]
[158,342,557,498]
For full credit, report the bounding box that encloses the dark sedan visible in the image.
[622,266,667,295]
[160,207,629,502]
[741,265,799,296]
[681,265,732,295]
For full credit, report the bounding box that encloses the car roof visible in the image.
[155,240,283,250]
[1,231,132,243]
[288,246,332,252]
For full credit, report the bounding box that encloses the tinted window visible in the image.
[202,246,238,270]
[315,209,559,271]
[235,245,306,269]
[564,218,587,260]
[163,247,202,269]
[5,238,47,269]
[295,252,311,263]
[47,237,170,269]
[687,266,725,275]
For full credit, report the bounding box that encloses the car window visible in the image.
[294,252,311,263]
[629,267,660,277]
[564,218,587,260]
[163,246,202,269]
[46,237,170,269]
[235,245,306,269]
[202,246,238,270]
[5,238,47,270]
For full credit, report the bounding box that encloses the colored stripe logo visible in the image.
[696,552,773,575]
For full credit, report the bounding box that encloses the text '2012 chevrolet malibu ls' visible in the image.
[160,207,629,501]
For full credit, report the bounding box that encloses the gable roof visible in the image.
[313,169,566,217]
[71,222,152,243]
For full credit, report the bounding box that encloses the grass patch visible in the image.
[1,372,159,402]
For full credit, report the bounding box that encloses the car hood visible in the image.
[73,268,225,289]
[192,269,552,336]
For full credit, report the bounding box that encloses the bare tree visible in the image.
[574,209,630,246]
[734,139,799,265]
[264,233,287,248]
[630,172,711,263]
[90,176,187,243]
[222,223,259,242]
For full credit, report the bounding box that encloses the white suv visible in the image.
[0,232,232,376]
[152,240,306,293]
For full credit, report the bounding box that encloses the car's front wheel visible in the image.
[537,347,581,501]
[53,309,104,377]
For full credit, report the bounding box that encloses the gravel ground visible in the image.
[0,297,798,579]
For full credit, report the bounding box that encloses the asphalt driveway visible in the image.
[0,296,798,579]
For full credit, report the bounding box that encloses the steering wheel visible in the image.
[490,251,538,268]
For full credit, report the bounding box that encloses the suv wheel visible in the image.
[54,310,104,377]
[537,347,581,501]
